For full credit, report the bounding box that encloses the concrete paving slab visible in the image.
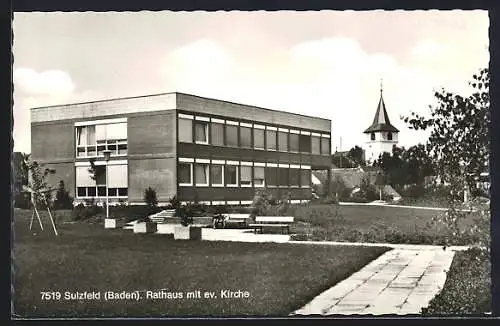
[292,248,456,316]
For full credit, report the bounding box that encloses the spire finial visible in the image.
[380,78,383,93]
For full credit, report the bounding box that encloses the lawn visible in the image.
[422,248,491,315]
[288,204,479,245]
[12,209,388,318]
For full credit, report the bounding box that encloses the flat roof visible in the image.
[30,91,331,123]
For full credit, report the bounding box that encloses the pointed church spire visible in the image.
[363,80,399,133]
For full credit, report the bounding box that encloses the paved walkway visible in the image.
[339,201,478,212]
[292,248,456,315]
[130,224,466,315]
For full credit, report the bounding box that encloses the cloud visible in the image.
[14,67,75,97]
[156,36,473,152]
[12,68,102,153]
[159,39,234,89]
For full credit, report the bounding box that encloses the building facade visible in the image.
[363,85,399,163]
[30,92,332,205]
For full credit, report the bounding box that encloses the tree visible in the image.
[347,145,366,167]
[54,180,74,210]
[373,146,407,192]
[402,144,435,185]
[88,158,105,182]
[332,153,354,168]
[144,187,158,208]
[403,68,490,251]
[27,159,56,208]
[402,68,489,199]
[332,145,366,168]
[13,152,31,208]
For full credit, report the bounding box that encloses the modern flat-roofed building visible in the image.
[30,92,332,205]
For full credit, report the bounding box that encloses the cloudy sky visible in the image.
[12,10,489,154]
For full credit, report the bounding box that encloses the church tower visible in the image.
[363,81,399,163]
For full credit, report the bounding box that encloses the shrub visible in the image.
[346,176,378,203]
[178,202,196,226]
[251,189,278,217]
[277,192,292,216]
[422,248,491,315]
[14,191,31,209]
[329,175,352,201]
[110,204,162,223]
[71,202,103,221]
[144,187,158,208]
[53,180,74,210]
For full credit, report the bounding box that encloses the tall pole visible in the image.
[103,150,111,219]
[106,162,109,219]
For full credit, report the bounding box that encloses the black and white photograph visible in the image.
[11,9,492,318]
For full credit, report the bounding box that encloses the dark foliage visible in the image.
[422,248,491,315]
[54,180,74,210]
[144,187,158,208]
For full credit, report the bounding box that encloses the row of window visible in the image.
[178,114,331,155]
[75,121,128,158]
[179,159,311,188]
[369,132,394,141]
[76,187,128,198]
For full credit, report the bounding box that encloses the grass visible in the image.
[393,197,449,208]
[287,204,479,245]
[422,248,491,315]
[12,209,388,317]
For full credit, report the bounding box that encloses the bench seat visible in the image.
[249,216,294,234]
[212,213,251,229]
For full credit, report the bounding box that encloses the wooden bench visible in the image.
[212,213,251,229]
[248,216,294,234]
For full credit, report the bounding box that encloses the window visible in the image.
[241,166,252,187]
[254,129,265,149]
[278,131,288,152]
[76,122,127,157]
[195,121,208,144]
[299,135,311,153]
[265,167,278,187]
[300,169,311,188]
[321,138,330,155]
[387,132,393,141]
[226,165,238,186]
[94,166,106,185]
[266,130,277,151]
[371,133,375,141]
[253,167,265,187]
[77,187,86,197]
[97,186,106,197]
[88,187,97,197]
[118,188,128,196]
[210,164,224,186]
[76,125,95,157]
[289,133,299,152]
[240,126,252,148]
[107,164,127,189]
[195,163,209,186]
[76,164,128,199]
[279,168,289,187]
[211,122,224,146]
[179,163,193,186]
[179,118,193,143]
[290,168,300,187]
[311,136,321,155]
[226,125,239,147]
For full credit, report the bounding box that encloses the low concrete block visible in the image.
[174,225,202,240]
[105,218,124,229]
[157,224,176,234]
[133,222,158,234]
